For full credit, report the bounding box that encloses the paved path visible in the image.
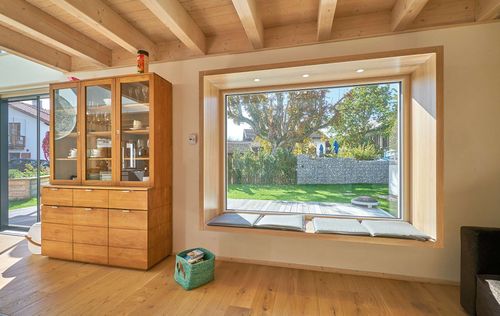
[8,206,38,227]
[227,199,394,218]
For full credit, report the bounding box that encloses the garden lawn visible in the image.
[228,184,398,217]
[9,198,37,211]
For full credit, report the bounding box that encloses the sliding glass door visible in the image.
[0,95,50,230]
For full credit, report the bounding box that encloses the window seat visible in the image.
[206,212,435,247]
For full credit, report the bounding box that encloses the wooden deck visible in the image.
[227,199,394,218]
[0,235,464,315]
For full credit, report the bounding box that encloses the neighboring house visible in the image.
[228,128,332,157]
[310,132,327,156]
[8,101,49,161]
[227,128,262,156]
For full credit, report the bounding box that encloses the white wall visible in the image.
[68,22,500,282]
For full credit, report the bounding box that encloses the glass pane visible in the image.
[53,88,78,180]
[120,81,150,182]
[85,84,112,182]
[7,99,41,227]
[225,82,402,219]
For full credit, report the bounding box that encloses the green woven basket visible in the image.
[174,248,215,290]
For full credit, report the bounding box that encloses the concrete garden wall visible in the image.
[297,155,392,184]
[8,175,49,200]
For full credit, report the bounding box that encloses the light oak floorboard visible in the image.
[0,238,465,315]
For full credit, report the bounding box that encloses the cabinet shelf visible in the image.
[87,131,111,137]
[123,157,150,160]
[123,129,149,135]
[56,158,77,161]
[87,157,112,161]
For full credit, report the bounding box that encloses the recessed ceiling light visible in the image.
[253,78,261,82]
[302,74,310,78]
[356,69,365,73]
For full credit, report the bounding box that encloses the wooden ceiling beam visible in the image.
[475,0,500,21]
[317,0,338,41]
[0,0,110,66]
[391,0,430,31]
[0,25,71,72]
[51,0,158,58]
[140,0,206,55]
[231,0,264,49]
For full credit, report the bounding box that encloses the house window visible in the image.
[8,122,25,150]
[224,81,405,219]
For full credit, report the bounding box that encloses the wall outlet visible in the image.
[188,133,198,145]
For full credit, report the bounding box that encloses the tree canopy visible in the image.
[330,84,398,148]
[227,90,347,153]
[226,84,398,154]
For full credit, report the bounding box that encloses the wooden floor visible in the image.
[0,236,465,315]
[227,199,393,218]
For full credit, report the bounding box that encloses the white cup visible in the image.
[133,120,142,129]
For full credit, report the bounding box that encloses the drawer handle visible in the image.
[121,190,131,193]
[122,210,131,213]
[84,189,93,192]
[84,208,92,211]
[51,206,59,209]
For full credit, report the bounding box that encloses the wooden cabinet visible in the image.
[42,73,172,270]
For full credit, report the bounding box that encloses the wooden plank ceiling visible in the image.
[0,0,497,72]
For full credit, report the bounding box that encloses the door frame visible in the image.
[0,94,48,231]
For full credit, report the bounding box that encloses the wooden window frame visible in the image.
[220,76,411,221]
[200,47,444,248]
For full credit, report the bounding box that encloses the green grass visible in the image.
[227,184,398,216]
[9,197,37,211]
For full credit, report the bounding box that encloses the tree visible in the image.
[330,85,397,147]
[227,90,347,153]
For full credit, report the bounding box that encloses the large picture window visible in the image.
[224,81,404,219]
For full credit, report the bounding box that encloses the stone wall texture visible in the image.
[297,155,391,184]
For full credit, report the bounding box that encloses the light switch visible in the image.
[188,133,198,145]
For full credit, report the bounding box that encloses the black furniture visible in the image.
[461,227,500,315]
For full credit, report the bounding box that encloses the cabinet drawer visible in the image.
[41,205,73,225]
[74,243,108,265]
[73,208,108,227]
[109,210,148,230]
[73,225,108,246]
[42,223,72,242]
[73,189,108,208]
[109,190,148,210]
[109,247,147,269]
[42,240,73,260]
[109,228,147,249]
[41,187,72,206]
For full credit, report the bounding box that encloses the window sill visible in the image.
[203,219,441,248]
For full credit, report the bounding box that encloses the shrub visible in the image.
[228,148,297,185]
[338,143,380,160]
[8,164,50,179]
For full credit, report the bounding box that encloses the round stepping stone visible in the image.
[351,196,379,208]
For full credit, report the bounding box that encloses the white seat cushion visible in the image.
[312,218,370,235]
[254,214,305,231]
[207,213,261,228]
[361,220,432,241]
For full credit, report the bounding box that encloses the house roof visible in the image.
[227,141,261,154]
[243,129,256,141]
[9,101,50,124]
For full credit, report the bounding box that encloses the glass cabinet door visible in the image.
[83,81,113,183]
[52,85,79,182]
[118,78,151,184]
